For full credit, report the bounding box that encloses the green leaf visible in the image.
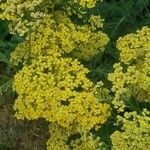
[0,51,10,64]
[0,75,12,94]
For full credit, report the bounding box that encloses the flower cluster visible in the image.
[12,45,110,148]
[117,26,150,65]
[47,123,105,150]
[10,11,109,65]
[0,0,50,36]
[0,0,102,36]
[111,109,150,150]
[74,0,102,8]
[108,26,150,112]
[13,50,110,128]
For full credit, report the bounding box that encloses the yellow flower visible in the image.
[108,26,150,112]
[111,110,150,150]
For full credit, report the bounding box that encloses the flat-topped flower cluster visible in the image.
[108,26,150,112]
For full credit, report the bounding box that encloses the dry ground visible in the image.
[0,95,49,150]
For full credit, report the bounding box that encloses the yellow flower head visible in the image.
[108,26,150,112]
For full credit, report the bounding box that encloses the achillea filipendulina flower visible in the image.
[111,109,150,150]
[47,123,105,150]
[13,50,110,130]
[0,0,103,36]
[10,11,109,64]
[108,26,150,112]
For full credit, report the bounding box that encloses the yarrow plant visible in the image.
[0,0,111,149]
[0,0,103,36]
[111,109,150,150]
[108,26,150,149]
[108,26,150,112]
[10,11,109,63]
[13,51,110,128]
[13,50,110,148]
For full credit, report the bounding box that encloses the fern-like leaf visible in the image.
[0,75,12,95]
[0,51,10,64]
